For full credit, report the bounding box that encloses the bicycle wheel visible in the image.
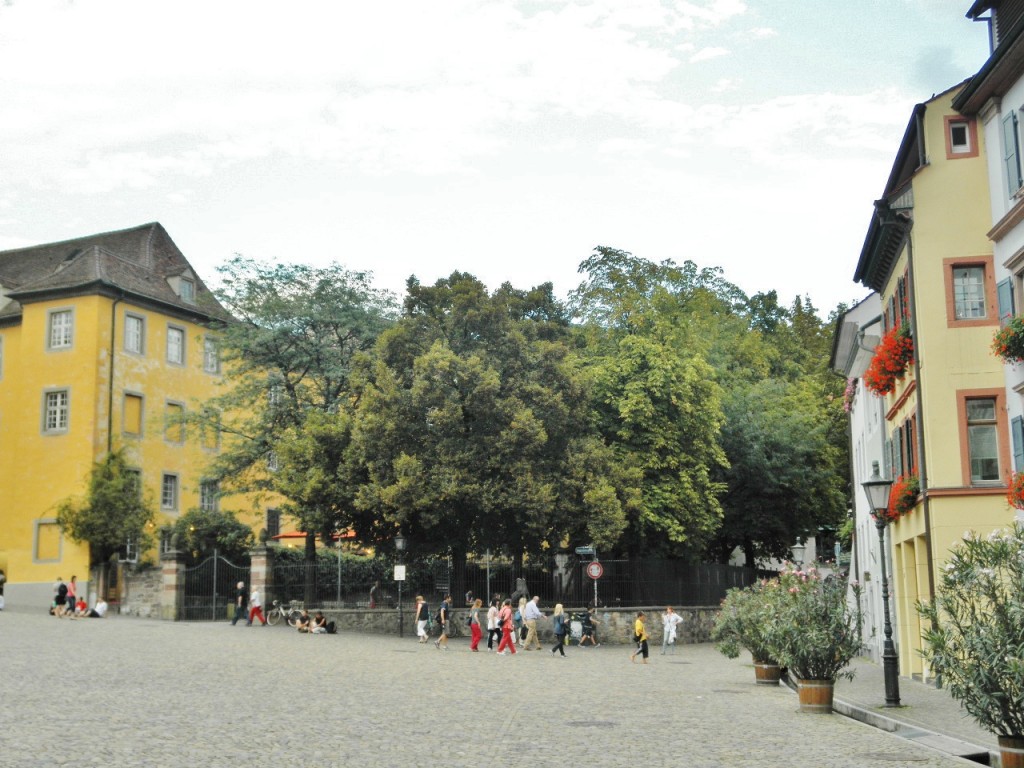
[286,610,303,628]
[266,608,281,626]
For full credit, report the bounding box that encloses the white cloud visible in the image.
[690,47,730,63]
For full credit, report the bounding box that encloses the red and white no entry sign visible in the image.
[586,561,604,579]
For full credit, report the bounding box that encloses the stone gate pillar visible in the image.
[160,540,185,621]
[250,544,274,603]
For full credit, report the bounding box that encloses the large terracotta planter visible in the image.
[999,736,1024,768]
[796,678,834,714]
[753,660,782,686]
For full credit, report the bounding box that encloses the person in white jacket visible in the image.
[661,606,683,655]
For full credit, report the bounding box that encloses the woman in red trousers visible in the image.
[469,598,483,651]
[496,598,517,654]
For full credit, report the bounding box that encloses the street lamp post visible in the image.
[395,534,407,638]
[862,461,901,708]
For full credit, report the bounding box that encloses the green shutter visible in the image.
[998,278,1015,327]
[1004,111,1022,196]
[1013,416,1024,472]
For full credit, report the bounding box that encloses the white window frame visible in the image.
[42,388,69,433]
[179,278,195,304]
[949,120,971,154]
[953,265,987,320]
[200,480,219,512]
[161,473,179,511]
[166,325,185,365]
[203,337,220,374]
[124,313,145,355]
[47,308,74,350]
[967,398,1000,483]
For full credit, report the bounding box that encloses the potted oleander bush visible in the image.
[712,579,783,685]
[918,524,1024,768]
[761,564,861,713]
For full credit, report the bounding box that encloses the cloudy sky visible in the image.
[0,0,991,315]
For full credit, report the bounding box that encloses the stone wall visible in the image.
[309,605,720,644]
[120,566,162,618]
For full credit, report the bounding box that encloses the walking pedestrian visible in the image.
[496,599,517,655]
[486,598,500,650]
[469,598,483,651]
[515,597,527,647]
[231,581,247,626]
[248,587,267,626]
[630,611,649,664]
[434,594,452,650]
[414,595,430,643]
[550,603,567,657]
[578,606,600,647]
[524,595,544,650]
[661,606,683,655]
[53,577,67,617]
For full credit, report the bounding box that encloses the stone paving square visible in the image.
[0,611,980,768]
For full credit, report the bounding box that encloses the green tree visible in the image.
[170,507,254,565]
[56,449,156,592]
[570,247,731,556]
[194,256,397,540]
[351,273,636,561]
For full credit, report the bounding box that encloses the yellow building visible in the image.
[0,223,260,608]
[854,84,1017,679]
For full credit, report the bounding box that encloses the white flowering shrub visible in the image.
[918,523,1024,737]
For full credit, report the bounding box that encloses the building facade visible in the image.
[0,223,260,608]
[853,84,1013,680]
[956,0,1024,505]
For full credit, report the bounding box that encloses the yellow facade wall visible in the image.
[874,90,1020,677]
[0,292,264,601]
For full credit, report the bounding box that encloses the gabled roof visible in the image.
[0,223,230,323]
[954,8,1024,113]
[854,82,970,291]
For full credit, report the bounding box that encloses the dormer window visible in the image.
[167,274,196,304]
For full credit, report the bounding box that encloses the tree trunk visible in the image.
[303,532,317,607]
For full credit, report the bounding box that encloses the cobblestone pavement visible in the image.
[0,610,982,768]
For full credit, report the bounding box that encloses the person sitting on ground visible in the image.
[311,611,328,634]
[85,598,108,618]
[74,598,88,617]
[296,609,311,633]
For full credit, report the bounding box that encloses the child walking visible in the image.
[630,611,649,664]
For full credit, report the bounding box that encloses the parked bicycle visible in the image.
[266,599,303,627]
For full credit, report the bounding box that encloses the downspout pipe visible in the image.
[904,236,936,603]
[107,292,124,454]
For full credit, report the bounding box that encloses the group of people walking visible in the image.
[411,593,684,661]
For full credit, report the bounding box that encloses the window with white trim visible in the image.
[967,398,1000,482]
[953,266,987,320]
[203,337,219,374]
[161,473,179,511]
[125,314,145,354]
[43,389,69,433]
[48,309,73,349]
[166,326,185,365]
[200,480,219,512]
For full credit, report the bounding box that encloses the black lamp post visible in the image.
[862,461,901,708]
[395,534,407,638]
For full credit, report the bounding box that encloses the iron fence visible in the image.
[269,554,758,610]
[182,552,250,621]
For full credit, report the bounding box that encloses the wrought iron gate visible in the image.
[182,552,250,621]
